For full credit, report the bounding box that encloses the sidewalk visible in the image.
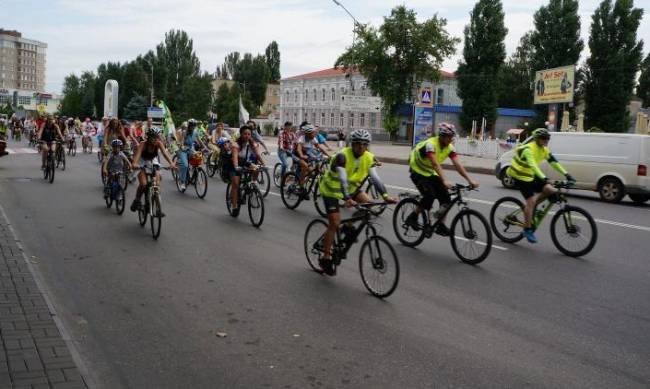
[0,209,87,388]
[262,137,497,175]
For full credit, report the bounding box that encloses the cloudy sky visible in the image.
[1,0,649,93]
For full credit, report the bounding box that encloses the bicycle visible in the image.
[489,181,597,257]
[104,172,126,215]
[54,140,66,171]
[304,202,400,298]
[42,142,55,184]
[67,136,77,156]
[175,151,208,198]
[82,134,93,153]
[392,184,492,265]
[225,166,265,227]
[280,157,329,211]
[273,153,294,188]
[136,165,170,240]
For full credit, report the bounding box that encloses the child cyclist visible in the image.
[103,139,132,199]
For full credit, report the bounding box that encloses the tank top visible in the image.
[141,143,158,161]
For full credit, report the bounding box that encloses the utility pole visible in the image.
[144,58,154,107]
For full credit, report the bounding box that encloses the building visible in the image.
[280,68,461,141]
[261,83,280,117]
[0,29,47,91]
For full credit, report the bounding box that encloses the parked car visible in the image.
[495,132,650,204]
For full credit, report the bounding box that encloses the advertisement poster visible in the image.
[533,65,575,104]
[412,106,434,147]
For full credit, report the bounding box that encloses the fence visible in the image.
[453,138,517,159]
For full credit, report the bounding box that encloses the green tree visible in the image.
[119,60,150,116]
[637,53,650,106]
[585,0,644,132]
[123,94,148,120]
[79,71,97,119]
[530,0,584,72]
[457,0,508,135]
[213,83,232,121]
[498,31,534,109]
[233,53,270,110]
[335,5,458,127]
[94,62,124,118]
[59,74,83,117]
[265,41,281,82]
[223,52,240,80]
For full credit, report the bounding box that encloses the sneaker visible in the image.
[523,228,538,243]
[433,204,450,220]
[318,258,336,276]
[231,206,240,217]
[404,212,421,231]
[130,199,141,212]
[434,224,450,237]
[180,183,186,191]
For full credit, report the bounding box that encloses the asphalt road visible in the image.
[0,140,649,389]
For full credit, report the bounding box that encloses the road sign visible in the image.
[416,86,434,108]
[147,107,164,119]
[340,95,381,112]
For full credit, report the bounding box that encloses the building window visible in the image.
[313,89,317,102]
[322,89,326,101]
[321,112,325,125]
[18,96,31,105]
[285,91,290,104]
[437,88,444,105]
[294,90,298,102]
[331,88,336,101]
[360,113,365,127]
[293,112,297,123]
[304,89,308,101]
[370,113,377,128]
[349,113,355,128]
[311,111,316,125]
[339,113,344,127]
[330,113,334,126]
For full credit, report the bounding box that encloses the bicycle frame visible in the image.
[504,187,569,230]
[402,185,469,237]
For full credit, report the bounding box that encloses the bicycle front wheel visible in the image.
[490,197,526,243]
[138,203,147,226]
[312,181,328,218]
[248,188,265,227]
[450,209,492,265]
[72,143,77,156]
[150,194,162,240]
[550,206,597,257]
[60,151,66,171]
[47,158,55,183]
[194,168,208,198]
[304,219,327,273]
[273,163,282,188]
[280,172,303,209]
[392,197,426,247]
[359,236,400,298]
[115,186,125,215]
[256,168,271,198]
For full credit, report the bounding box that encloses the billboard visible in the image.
[412,106,434,147]
[340,95,381,112]
[533,65,575,105]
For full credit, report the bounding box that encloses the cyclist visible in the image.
[315,126,333,152]
[130,127,176,212]
[318,129,397,276]
[227,125,265,216]
[505,128,575,243]
[102,118,126,156]
[404,123,479,236]
[176,119,207,191]
[37,115,65,170]
[97,117,108,151]
[294,124,330,196]
[208,122,230,167]
[102,139,132,199]
[277,121,295,178]
[65,118,78,151]
[246,120,270,154]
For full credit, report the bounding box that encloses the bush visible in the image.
[587,126,603,133]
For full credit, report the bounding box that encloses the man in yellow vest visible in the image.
[405,123,479,236]
[318,129,397,276]
[506,128,575,243]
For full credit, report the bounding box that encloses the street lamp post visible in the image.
[144,59,154,107]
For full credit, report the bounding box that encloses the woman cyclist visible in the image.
[227,125,265,216]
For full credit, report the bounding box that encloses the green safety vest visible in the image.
[319,147,374,199]
[409,137,454,177]
[506,142,550,182]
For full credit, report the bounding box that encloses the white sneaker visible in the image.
[180,183,186,191]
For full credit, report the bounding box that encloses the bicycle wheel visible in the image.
[115,185,125,215]
[175,168,186,193]
[312,181,328,218]
[273,163,282,188]
[105,185,113,208]
[120,170,129,192]
[392,197,426,247]
[359,236,400,298]
[60,151,66,171]
[97,150,102,163]
[225,182,235,216]
[247,187,265,227]
[43,158,49,180]
[150,194,162,240]
[550,206,597,257]
[72,142,77,156]
[489,197,526,243]
[138,201,147,226]
[450,209,492,265]
[365,180,380,200]
[47,158,55,184]
[304,219,328,273]
[206,157,216,177]
[256,168,271,198]
[193,168,208,198]
[170,155,178,182]
[280,172,303,209]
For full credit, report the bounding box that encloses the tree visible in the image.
[123,94,148,120]
[638,53,650,106]
[79,71,97,118]
[335,5,458,124]
[498,31,534,109]
[265,41,281,82]
[233,53,270,110]
[94,62,124,118]
[119,60,150,116]
[223,52,240,80]
[530,0,584,72]
[585,0,644,132]
[59,74,83,117]
[457,0,508,136]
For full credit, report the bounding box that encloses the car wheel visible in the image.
[500,169,516,189]
[598,177,625,203]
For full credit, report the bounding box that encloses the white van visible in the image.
[494,132,650,204]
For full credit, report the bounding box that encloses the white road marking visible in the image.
[386,184,650,233]
[5,148,38,154]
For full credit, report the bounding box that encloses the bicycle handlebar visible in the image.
[552,180,575,189]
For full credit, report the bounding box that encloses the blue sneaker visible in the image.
[523,228,538,243]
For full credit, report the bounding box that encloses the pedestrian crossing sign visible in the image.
[421,90,431,104]
[417,87,433,107]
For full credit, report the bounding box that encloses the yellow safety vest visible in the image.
[319,147,374,199]
[409,137,454,177]
[506,142,549,182]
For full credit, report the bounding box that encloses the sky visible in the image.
[1,0,649,94]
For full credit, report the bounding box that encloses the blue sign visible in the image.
[412,106,434,147]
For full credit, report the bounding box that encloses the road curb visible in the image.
[375,156,495,176]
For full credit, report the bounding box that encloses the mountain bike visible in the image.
[175,151,208,198]
[280,157,329,211]
[42,142,55,184]
[489,181,597,257]
[304,202,399,298]
[225,166,265,228]
[54,141,65,170]
[393,184,492,265]
[82,134,93,153]
[137,166,170,240]
[67,136,77,156]
[104,172,126,215]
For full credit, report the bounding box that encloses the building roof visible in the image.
[282,67,456,82]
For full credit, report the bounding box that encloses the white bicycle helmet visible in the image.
[350,129,372,144]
